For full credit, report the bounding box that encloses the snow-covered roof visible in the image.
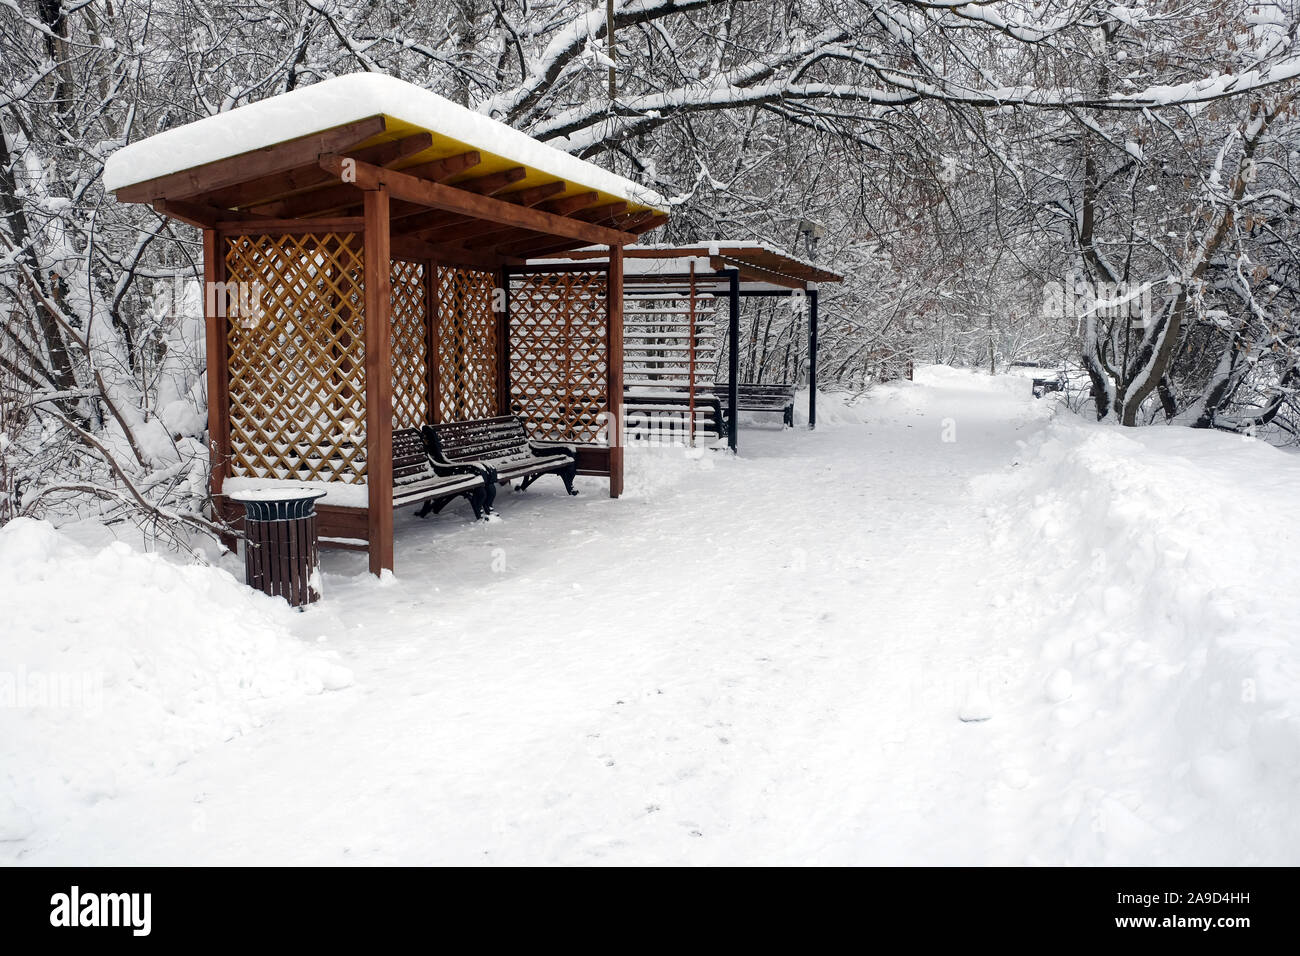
[104,73,667,215]
[631,241,830,275]
[547,241,843,290]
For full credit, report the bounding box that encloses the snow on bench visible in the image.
[423,416,579,513]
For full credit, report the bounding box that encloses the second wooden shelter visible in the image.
[561,243,843,449]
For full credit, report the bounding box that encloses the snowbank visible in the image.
[975,412,1300,863]
[790,387,872,426]
[0,519,351,846]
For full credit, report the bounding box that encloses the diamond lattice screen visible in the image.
[435,267,499,422]
[508,268,610,443]
[390,259,430,429]
[223,232,367,482]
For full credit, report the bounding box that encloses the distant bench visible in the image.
[1031,377,1064,398]
[423,415,578,513]
[713,383,796,428]
[1009,362,1065,399]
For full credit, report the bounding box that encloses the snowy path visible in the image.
[11,370,1298,865]
[16,372,1053,865]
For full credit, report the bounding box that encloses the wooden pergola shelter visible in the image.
[559,244,843,450]
[104,74,667,575]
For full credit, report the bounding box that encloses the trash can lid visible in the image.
[228,487,328,521]
[227,487,329,502]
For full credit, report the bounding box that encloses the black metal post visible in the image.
[808,288,818,430]
[727,269,740,453]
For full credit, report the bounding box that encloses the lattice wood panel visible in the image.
[508,269,609,443]
[223,232,367,483]
[435,267,499,422]
[390,259,430,429]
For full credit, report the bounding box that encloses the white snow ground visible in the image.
[2,367,1297,865]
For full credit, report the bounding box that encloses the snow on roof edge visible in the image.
[638,240,829,275]
[547,240,841,281]
[104,73,667,212]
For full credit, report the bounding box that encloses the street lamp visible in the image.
[798,219,826,261]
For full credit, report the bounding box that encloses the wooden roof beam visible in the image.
[539,191,600,216]
[502,181,568,207]
[612,210,656,233]
[574,201,628,225]
[454,166,527,195]
[115,116,388,203]
[626,212,669,235]
[151,199,235,229]
[413,183,567,244]
[415,218,515,246]
[499,234,600,259]
[353,132,437,170]
[393,211,472,235]
[398,150,481,182]
[390,234,515,270]
[463,225,544,250]
[248,183,362,220]
[247,149,484,220]
[488,208,657,256]
[200,132,434,210]
[320,156,638,248]
[215,216,365,234]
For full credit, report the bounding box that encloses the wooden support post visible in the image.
[608,246,625,498]
[202,229,231,497]
[727,269,740,453]
[202,229,236,551]
[364,187,394,575]
[808,288,819,430]
[425,258,439,423]
[497,265,511,417]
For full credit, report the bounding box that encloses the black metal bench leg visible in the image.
[468,486,486,521]
[483,473,498,514]
[561,460,579,496]
[519,473,540,492]
[415,498,436,519]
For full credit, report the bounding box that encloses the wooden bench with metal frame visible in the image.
[422,416,579,513]
[392,427,490,520]
[714,383,797,428]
